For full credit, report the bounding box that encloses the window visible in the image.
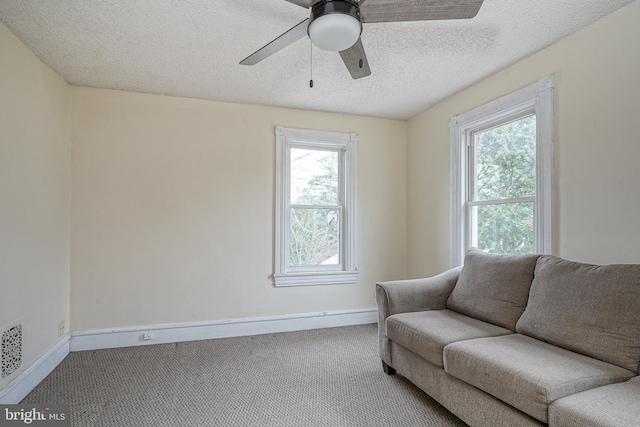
[450,76,554,266]
[274,126,358,286]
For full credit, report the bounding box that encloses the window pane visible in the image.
[290,208,340,266]
[290,148,339,205]
[472,202,534,255]
[474,115,536,200]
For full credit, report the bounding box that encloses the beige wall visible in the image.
[70,88,407,331]
[0,23,70,390]
[4,0,637,351]
[407,1,640,277]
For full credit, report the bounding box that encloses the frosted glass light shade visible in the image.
[308,13,361,52]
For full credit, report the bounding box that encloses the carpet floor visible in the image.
[23,324,467,426]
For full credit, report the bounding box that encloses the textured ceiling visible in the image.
[0,0,636,120]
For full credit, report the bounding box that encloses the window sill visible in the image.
[274,271,359,287]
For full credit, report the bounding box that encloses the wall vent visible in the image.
[1,324,22,378]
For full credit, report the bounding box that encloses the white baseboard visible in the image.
[0,336,70,404]
[70,308,377,352]
[0,310,377,400]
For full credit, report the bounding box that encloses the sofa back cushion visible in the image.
[446,249,540,331]
[516,255,640,373]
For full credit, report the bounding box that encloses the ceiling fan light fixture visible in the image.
[308,0,362,52]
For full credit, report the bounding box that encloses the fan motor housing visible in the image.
[311,0,360,21]
[310,0,362,24]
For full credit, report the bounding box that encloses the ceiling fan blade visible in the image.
[240,19,310,66]
[360,0,484,23]
[339,38,371,80]
[283,0,313,8]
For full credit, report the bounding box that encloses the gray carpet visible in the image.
[23,324,467,426]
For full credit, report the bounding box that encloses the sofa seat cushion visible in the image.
[548,376,640,427]
[386,309,512,368]
[447,248,540,330]
[516,255,640,373]
[443,334,635,423]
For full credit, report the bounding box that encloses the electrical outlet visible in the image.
[58,320,65,337]
[143,331,154,341]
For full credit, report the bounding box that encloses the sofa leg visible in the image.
[382,360,396,375]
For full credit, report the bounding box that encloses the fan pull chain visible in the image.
[310,41,314,88]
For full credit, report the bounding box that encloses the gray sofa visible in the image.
[376,249,640,426]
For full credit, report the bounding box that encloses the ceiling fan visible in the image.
[240,0,485,80]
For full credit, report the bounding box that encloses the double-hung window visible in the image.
[274,126,358,286]
[450,77,554,266]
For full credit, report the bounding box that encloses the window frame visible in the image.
[449,76,554,267]
[274,126,358,287]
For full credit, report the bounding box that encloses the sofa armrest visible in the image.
[376,266,462,366]
[376,266,462,317]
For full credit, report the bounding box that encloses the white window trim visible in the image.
[449,76,554,267]
[274,126,358,287]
